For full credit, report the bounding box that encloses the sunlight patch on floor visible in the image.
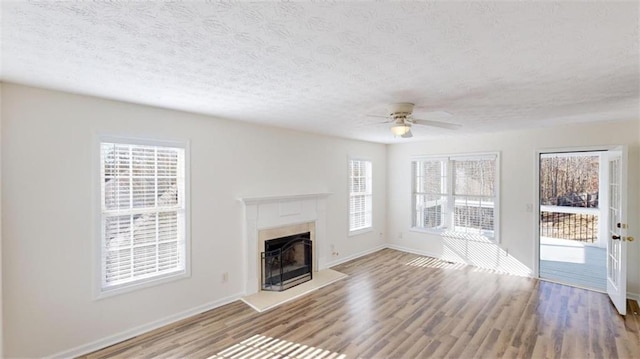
[405,256,467,270]
[405,255,530,277]
[208,334,346,359]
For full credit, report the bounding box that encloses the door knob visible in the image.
[627,236,635,242]
[612,235,621,240]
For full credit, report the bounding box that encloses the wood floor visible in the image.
[82,249,640,359]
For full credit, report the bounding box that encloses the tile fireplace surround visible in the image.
[239,193,331,295]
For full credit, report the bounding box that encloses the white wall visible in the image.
[0,82,4,358]
[387,119,640,297]
[0,83,387,358]
[3,81,637,357]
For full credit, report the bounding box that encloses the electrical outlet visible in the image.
[330,244,339,257]
[222,272,229,283]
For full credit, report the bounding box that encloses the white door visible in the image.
[606,148,628,315]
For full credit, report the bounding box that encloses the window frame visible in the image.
[348,157,373,235]
[94,134,191,299]
[410,152,500,242]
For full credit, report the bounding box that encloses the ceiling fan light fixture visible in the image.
[390,123,410,136]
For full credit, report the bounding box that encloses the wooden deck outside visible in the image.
[82,248,640,359]
[540,236,606,291]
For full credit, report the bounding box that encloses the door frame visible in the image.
[533,145,618,279]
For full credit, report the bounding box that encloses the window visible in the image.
[412,154,498,239]
[349,159,372,233]
[99,138,188,295]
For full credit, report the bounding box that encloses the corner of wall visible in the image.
[383,142,392,246]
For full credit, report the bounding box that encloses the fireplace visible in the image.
[240,193,330,295]
[261,232,312,291]
[258,222,316,293]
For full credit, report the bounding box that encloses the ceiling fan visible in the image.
[368,103,460,138]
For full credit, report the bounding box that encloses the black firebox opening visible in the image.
[261,232,312,291]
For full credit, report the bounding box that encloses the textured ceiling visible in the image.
[1,1,638,144]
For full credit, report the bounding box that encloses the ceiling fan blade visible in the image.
[415,110,453,117]
[401,129,413,138]
[412,119,461,130]
[365,114,393,125]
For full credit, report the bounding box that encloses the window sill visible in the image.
[95,270,190,300]
[349,227,373,237]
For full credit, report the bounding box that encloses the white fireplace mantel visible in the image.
[239,192,331,295]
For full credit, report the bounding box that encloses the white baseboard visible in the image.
[46,292,243,359]
[50,244,385,358]
[628,292,640,302]
[321,244,386,269]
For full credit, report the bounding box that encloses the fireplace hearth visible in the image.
[261,232,312,291]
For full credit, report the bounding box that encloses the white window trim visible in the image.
[410,152,500,243]
[348,157,373,236]
[93,134,191,300]
[349,226,374,237]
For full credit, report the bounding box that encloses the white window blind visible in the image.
[100,141,187,292]
[349,159,372,232]
[452,158,496,234]
[412,154,497,238]
[412,159,447,229]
